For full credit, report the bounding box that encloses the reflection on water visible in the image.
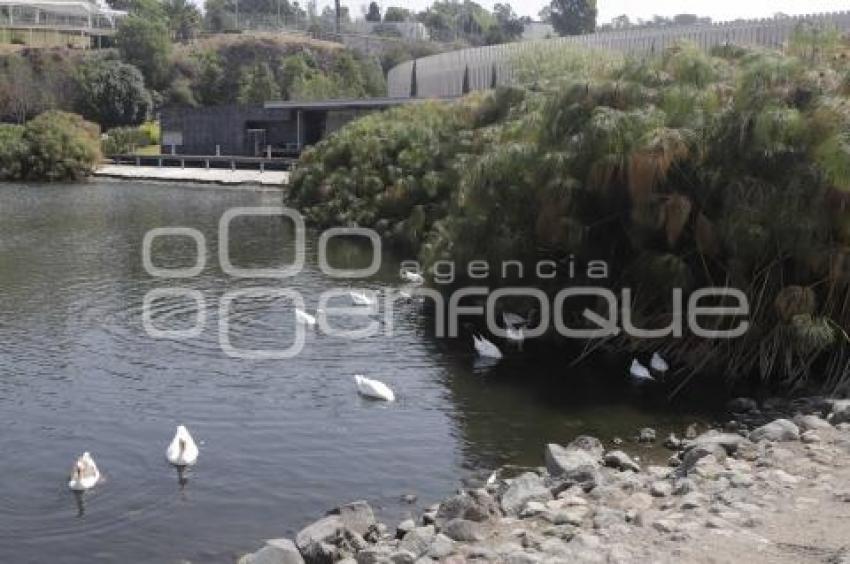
[0,181,718,563]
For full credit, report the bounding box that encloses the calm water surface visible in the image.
[0,181,717,563]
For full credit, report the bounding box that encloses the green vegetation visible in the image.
[0,111,100,181]
[75,59,152,129]
[290,38,850,391]
[102,121,160,154]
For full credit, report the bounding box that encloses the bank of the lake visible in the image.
[240,399,850,564]
[93,164,289,188]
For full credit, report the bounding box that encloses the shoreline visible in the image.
[238,397,850,564]
[93,164,288,189]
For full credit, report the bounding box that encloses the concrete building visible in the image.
[159,98,420,157]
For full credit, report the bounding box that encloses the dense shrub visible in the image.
[22,111,101,181]
[102,125,153,154]
[0,123,26,179]
[289,40,850,391]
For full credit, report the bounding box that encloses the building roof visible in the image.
[263,97,454,111]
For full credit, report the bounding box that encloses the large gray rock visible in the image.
[684,430,752,455]
[398,525,435,557]
[749,419,800,442]
[828,400,850,424]
[500,472,553,516]
[442,518,483,542]
[793,414,832,432]
[328,500,376,536]
[566,435,605,458]
[544,444,600,482]
[239,539,305,564]
[295,514,367,564]
[603,450,640,472]
[436,491,499,523]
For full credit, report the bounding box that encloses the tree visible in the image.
[116,15,172,89]
[611,14,630,29]
[164,0,202,42]
[673,14,699,26]
[74,59,152,128]
[365,1,381,22]
[384,6,410,22]
[485,3,524,44]
[22,111,101,181]
[204,0,231,31]
[237,62,281,104]
[549,0,597,36]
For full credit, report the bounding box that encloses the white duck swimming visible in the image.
[68,452,100,491]
[354,375,395,401]
[295,308,324,327]
[400,270,424,285]
[166,425,199,467]
[650,352,669,373]
[628,359,654,381]
[349,290,376,306]
[473,334,503,359]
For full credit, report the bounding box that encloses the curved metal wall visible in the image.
[387,11,850,98]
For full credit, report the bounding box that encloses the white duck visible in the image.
[650,352,669,373]
[354,375,395,401]
[68,452,100,491]
[473,334,503,359]
[400,270,424,285]
[628,359,654,381]
[295,308,324,327]
[506,325,525,347]
[349,290,376,306]
[166,425,199,466]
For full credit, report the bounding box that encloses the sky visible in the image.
[312,0,850,24]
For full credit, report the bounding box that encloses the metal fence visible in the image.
[387,11,850,98]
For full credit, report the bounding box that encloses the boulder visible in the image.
[793,414,832,432]
[396,519,415,539]
[238,538,305,564]
[295,514,367,564]
[650,481,672,497]
[662,433,681,450]
[436,492,499,523]
[544,444,600,482]
[637,428,657,443]
[684,430,752,456]
[827,399,850,424]
[566,435,605,458]
[426,533,455,559]
[749,419,800,442]
[442,518,483,542]
[500,472,553,516]
[398,526,435,557]
[328,501,376,536]
[603,450,640,472]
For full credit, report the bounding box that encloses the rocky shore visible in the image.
[239,398,850,564]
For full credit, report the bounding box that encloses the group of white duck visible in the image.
[68,425,199,492]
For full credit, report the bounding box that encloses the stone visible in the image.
[398,526,435,557]
[685,430,752,456]
[667,455,682,467]
[637,428,657,443]
[592,507,626,529]
[793,414,832,432]
[567,435,605,458]
[389,551,416,564]
[801,430,822,444]
[296,515,367,564]
[520,501,548,517]
[504,552,543,564]
[622,492,653,511]
[437,492,499,523]
[827,399,850,424]
[613,437,624,446]
[729,473,754,488]
[727,397,758,413]
[546,505,589,526]
[500,472,553,516]
[397,519,415,539]
[400,493,418,504]
[238,538,305,564]
[603,450,640,472]
[427,533,454,559]
[650,481,672,497]
[663,433,681,450]
[328,501,376,536]
[544,444,600,483]
[749,419,800,442]
[672,478,695,495]
[685,424,699,439]
[652,519,679,533]
[680,492,705,510]
[442,519,483,542]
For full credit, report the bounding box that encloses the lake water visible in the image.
[0,181,719,563]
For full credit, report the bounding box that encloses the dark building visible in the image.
[160,98,422,157]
